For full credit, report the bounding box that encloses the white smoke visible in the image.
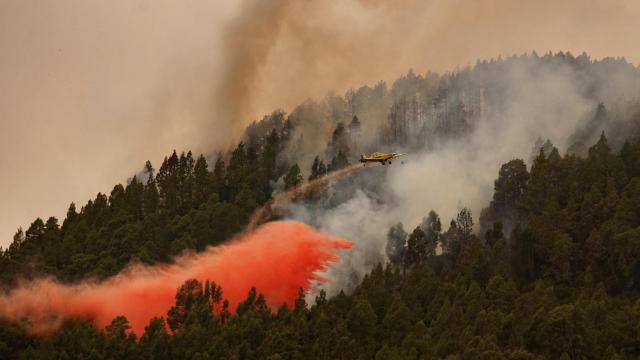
[293,191,396,298]
[295,56,599,298]
[391,59,594,227]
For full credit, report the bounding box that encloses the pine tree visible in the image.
[309,156,322,181]
[212,156,226,200]
[328,151,349,172]
[156,151,180,213]
[386,222,407,266]
[193,154,210,206]
[405,226,427,267]
[420,210,442,255]
[261,129,280,182]
[456,208,474,247]
[309,156,328,182]
[349,115,361,131]
[143,161,159,215]
[177,151,195,212]
[284,163,303,190]
[125,176,144,219]
[327,122,350,159]
[63,203,78,230]
[480,159,529,235]
[226,142,249,200]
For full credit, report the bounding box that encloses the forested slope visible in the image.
[3,134,640,359]
[3,53,640,358]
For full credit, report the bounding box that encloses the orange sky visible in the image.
[1,0,639,247]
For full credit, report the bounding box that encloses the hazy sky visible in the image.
[1,0,640,247]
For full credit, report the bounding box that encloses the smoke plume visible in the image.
[215,0,293,140]
[3,0,640,248]
[289,54,637,298]
[0,221,351,334]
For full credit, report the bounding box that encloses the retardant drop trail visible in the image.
[0,221,352,335]
[247,163,374,231]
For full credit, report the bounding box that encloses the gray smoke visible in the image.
[283,55,640,299]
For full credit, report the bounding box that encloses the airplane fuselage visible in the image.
[359,152,405,165]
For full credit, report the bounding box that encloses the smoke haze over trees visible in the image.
[4,0,640,249]
[3,51,640,357]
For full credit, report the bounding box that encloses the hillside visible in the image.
[2,52,640,358]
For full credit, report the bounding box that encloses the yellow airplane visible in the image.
[359,152,406,165]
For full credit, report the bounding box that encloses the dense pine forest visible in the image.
[3,52,640,358]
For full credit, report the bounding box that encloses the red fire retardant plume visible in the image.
[0,221,352,334]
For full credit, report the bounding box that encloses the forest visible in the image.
[2,52,640,359]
